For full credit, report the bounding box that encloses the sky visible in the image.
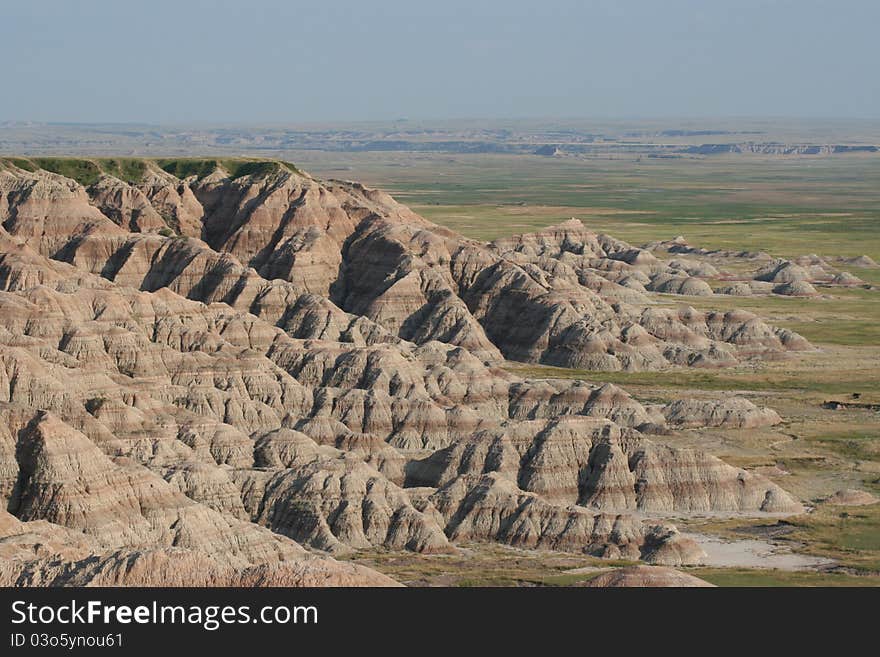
[2,0,879,123]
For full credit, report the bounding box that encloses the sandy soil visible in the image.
[686,533,834,570]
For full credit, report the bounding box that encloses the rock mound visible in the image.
[662,397,782,429]
[843,255,878,268]
[773,280,818,296]
[832,271,863,286]
[822,489,878,506]
[584,565,714,587]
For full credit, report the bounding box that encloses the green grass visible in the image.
[156,158,295,180]
[1,156,140,184]
[305,152,880,262]
[0,156,37,172]
[97,158,148,183]
[346,543,880,586]
[786,504,880,570]
[694,503,880,576]
[1,156,302,185]
[531,571,606,586]
[415,203,880,262]
[345,545,639,587]
[453,571,605,586]
[691,568,880,587]
[223,160,283,179]
[508,360,880,397]
[155,158,220,180]
[30,157,104,186]
[811,430,880,462]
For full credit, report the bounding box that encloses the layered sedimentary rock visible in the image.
[235,437,452,554]
[661,398,781,429]
[1,161,812,371]
[0,158,810,585]
[406,416,799,514]
[0,416,394,586]
[1,549,400,587]
[0,511,397,587]
[646,236,868,297]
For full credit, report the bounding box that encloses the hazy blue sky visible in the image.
[2,0,878,123]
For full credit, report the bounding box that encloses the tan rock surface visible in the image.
[583,565,715,587]
[2,166,810,371]
[822,489,879,506]
[0,160,812,585]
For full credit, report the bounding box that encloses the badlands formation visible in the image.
[0,158,818,586]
